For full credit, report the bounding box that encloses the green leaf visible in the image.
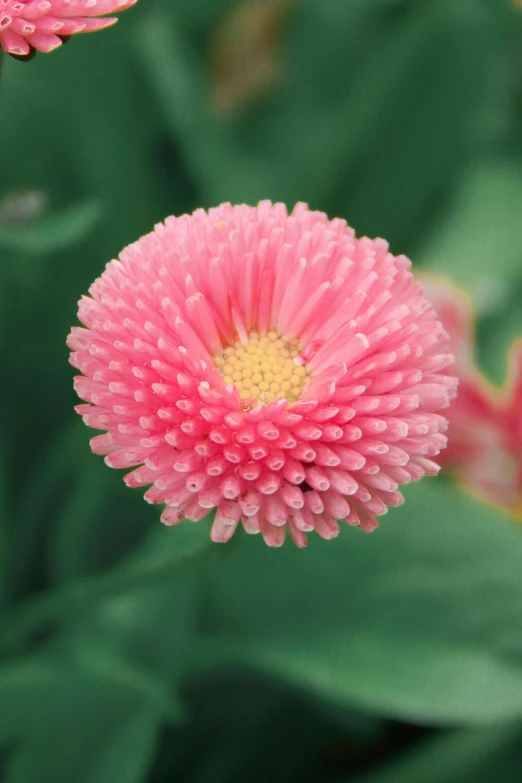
[3,709,160,783]
[0,654,177,745]
[0,201,103,255]
[476,283,522,386]
[0,656,165,783]
[0,533,201,780]
[351,723,522,783]
[421,159,522,289]
[7,422,96,601]
[207,630,522,725]
[47,458,133,584]
[138,0,492,248]
[136,9,233,203]
[148,668,357,783]
[0,440,9,611]
[1,519,216,653]
[8,422,156,598]
[59,542,205,685]
[83,709,160,783]
[200,480,522,725]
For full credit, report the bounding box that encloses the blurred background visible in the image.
[1,0,522,781]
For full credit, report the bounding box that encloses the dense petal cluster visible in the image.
[0,0,137,59]
[68,202,456,547]
[421,277,522,518]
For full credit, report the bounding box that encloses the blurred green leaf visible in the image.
[2,520,215,653]
[0,657,165,783]
[421,157,522,387]
[476,279,522,386]
[138,0,493,252]
[0,531,202,782]
[0,653,177,744]
[3,709,160,783]
[55,521,210,686]
[186,693,325,783]
[137,9,232,202]
[84,709,160,783]
[7,421,157,600]
[161,0,228,34]
[0,201,103,255]
[147,670,354,783]
[200,480,522,724]
[421,159,522,288]
[207,629,522,725]
[0,442,8,611]
[351,723,522,783]
[47,459,121,584]
[7,423,95,601]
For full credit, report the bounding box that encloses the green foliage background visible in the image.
[1,0,522,780]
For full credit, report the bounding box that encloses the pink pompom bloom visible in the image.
[421,276,522,518]
[68,202,456,547]
[0,0,137,59]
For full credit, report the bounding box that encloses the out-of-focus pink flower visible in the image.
[421,276,522,518]
[68,202,456,547]
[0,0,137,59]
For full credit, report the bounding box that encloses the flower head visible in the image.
[0,0,137,60]
[68,202,456,547]
[421,276,522,518]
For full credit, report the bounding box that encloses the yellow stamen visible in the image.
[213,331,308,405]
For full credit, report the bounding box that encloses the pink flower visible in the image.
[68,202,456,547]
[0,0,137,59]
[421,276,522,518]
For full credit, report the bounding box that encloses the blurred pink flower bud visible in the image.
[421,276,522,518]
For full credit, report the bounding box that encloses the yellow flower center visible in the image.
[213,331,308,405]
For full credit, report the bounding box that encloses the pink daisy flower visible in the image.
[0,0,137,60]
[421,276,522,518]
[68,202,456,547]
